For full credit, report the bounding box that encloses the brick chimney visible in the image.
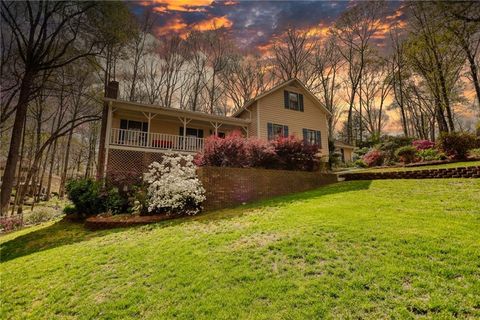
[106,81,119,99]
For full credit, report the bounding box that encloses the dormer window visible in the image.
[284,90,304,111]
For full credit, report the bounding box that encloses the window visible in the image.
[120,119,148,131]
[119,119,148,145]
[302,129,321,147]
[179,127,204,138]
[209,130,225,138]
[284,90,304,111]
[267,123,289,140]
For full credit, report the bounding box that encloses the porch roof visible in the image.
[104,98,251,127]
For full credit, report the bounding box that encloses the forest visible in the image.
[1,1,479,215]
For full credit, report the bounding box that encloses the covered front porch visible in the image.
[105,99,251,153]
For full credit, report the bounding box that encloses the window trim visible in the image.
[284,90,304,112]
[268,122,289,140]
[302,128,322,148]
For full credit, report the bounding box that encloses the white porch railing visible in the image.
[110,128,204,152]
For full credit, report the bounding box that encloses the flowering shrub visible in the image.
[362,149,384,167]
[145,153,205,215]
[438,132,477,160]
[0,215,23,232]
[194,130,247,167]
[245,138,277,168]
[395,146,418,164]
[195,132,322,171]
[412,139,435,151]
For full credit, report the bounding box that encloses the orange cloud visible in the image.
[140,0,213,13]
[306,25,330,38]
[194,15,233,31]
[155,17,188,36]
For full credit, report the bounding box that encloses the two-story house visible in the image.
[103,78,331,181]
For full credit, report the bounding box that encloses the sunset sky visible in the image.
[129,1,478,133]
[131,0,405,53]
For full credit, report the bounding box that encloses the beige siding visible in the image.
[112,111,238,138]
[343,148,353,163]
[257,84,329,158]
[237,102,258,137]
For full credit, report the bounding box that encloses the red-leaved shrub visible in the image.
[412,139,435,151]
[362,149,384,167]
[195,131,247,167]
[273,136,320,171]
[438,132,477,160]
[196,132,321,171]
[245,138,277,168]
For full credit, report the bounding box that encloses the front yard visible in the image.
[1,179,479,319]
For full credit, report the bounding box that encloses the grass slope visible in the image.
[1,179,480,319]
[350,160,480,173]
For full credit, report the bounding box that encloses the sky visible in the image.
[130,0,405,54]
[129,1,478,133]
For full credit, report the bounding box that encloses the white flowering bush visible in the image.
[144,153,206,215]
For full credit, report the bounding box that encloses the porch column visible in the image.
[103,102,113,179]
[209,121,222,136]
[242,126,249,138]
[178,116,192,150]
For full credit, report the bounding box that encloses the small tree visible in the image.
[145,154,205,215]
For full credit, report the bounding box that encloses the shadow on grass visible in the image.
[1,180,371,263]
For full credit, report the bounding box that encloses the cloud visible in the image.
[140,0,213,13]
[194,15,233,31]
[155,17,188,36]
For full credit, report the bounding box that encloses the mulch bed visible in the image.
[85,214,179,230]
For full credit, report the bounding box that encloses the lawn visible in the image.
[344,160,480,173]
[1,179,480,319]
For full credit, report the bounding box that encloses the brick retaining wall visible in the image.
[197,166,338,211]
[341,166,480,181]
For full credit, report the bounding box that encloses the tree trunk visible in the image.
[466,53,480,110]
[0,71,34,215]
[59,123,75,198]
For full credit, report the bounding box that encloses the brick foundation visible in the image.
[197,166,338,211]
[341,166,480,181]
[107,149,338,211]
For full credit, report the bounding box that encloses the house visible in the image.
[103,78,331,180]
[333,140,355,163]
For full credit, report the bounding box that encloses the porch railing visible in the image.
[110,128,204,152]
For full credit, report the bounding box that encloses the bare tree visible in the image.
[0,1,97,215]
[440,4,480,110]
[124,11,155,102]
[272,27,316,89]
[358,58,393,137]
[311,36,344,138]
[331,1,386,143]
[221,55,272,112]
[405,2,465,133]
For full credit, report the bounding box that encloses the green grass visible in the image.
[1,179,480,319]
[346,160,480,173]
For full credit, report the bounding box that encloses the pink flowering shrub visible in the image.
[362,149,385,167]
[195,132,321,171]
[412,139,435,151]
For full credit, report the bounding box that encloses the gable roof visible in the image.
[232,78,332,117]
[334,140,355,149]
